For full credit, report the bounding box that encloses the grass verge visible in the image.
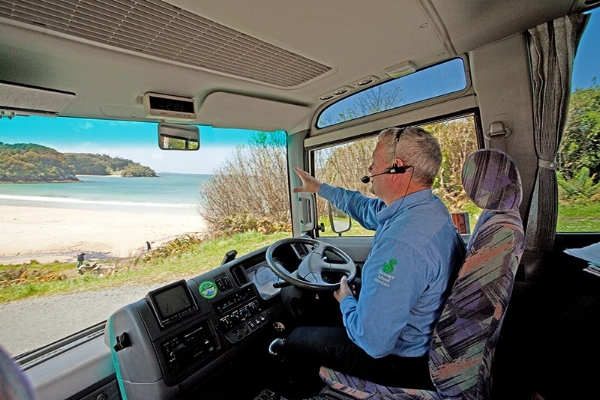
[0,230,290,303]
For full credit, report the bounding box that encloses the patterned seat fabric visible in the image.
[0,345,38,400]
[318,149,525,400]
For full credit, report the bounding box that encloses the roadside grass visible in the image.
[557,202,600,232]
[0,230,290,303]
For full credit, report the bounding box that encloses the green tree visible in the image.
[0,144,156,182]
[425,117,478,211]
[0,143,78,182]
[557,167,600,204]
[559,79,600,181]
[64,153,156,176]
[121,164,157,177]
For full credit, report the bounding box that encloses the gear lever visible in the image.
[268,338,287,357]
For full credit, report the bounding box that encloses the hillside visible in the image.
[64,153,157,178]
[0,142,156,182]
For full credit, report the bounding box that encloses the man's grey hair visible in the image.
[377,126,442,186]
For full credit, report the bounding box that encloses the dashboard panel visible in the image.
[103,242,303,399]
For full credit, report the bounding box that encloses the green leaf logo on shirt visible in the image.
[382,258,397,274]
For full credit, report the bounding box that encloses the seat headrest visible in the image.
[462,149,522,211]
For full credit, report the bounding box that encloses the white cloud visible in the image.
[74,121,94,131]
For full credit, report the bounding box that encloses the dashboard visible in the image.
[103,242,303,399]
[248,264,283,300]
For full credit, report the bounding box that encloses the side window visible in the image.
[314,136,377,237]
[313,115,478,237]
[316,58,467,129]
[557,8,599,233]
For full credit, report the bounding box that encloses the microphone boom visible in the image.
[361,170,388,183]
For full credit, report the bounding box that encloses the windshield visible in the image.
[0,117,290,357]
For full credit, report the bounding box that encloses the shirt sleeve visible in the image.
[318,183,385,231]
[340,237,428,358]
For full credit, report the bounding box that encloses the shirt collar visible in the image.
[377,188,433,224]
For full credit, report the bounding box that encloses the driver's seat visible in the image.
[315,148,525,399]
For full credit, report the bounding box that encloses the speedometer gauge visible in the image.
[252,266,283,299]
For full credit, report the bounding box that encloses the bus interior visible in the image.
[1,1,600,399]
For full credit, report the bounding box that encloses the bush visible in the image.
[199,132,291,233]
[140,234,205,261]
[0,265,66,287]
[558,167,600,204]
[215,212,291,236]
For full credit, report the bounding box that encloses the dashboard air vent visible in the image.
[230,265,248,287]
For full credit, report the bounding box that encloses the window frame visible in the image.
[313,56,472,132]
[308,111,484,238]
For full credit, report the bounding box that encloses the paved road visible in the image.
[0,284,162,357]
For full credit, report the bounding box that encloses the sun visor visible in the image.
[197,92,309,132]
[0,81,75,118]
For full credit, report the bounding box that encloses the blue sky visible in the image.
[573,8,600,89]
[0,118,261,174]
[1,8,598,174]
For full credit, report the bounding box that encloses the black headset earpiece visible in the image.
[388,163,408,174]
[389,127,408,174]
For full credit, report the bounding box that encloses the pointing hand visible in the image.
[292,166,322,194]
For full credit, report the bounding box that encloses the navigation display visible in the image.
[147,280,198,327]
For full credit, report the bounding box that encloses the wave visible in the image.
[0,194,197,209]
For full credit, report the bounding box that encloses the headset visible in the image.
[361,127,412,183]
[389,126,410,173]
[388,163,409,174]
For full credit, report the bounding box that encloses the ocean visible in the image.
[0,173,211,215]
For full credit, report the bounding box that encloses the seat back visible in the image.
[429,149,524,399]
[0,345,38,400]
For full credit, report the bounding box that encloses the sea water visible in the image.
[0,173,211,215]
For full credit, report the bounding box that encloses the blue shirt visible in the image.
[318,184,466,358]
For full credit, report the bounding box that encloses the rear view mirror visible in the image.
[328,203,352,236]
[158,123,200,150]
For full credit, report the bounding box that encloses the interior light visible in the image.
[384,61,417,78]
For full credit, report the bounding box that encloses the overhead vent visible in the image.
[0,0,332,88]
[0,81,75,118]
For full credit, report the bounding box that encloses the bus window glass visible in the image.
[557,8,600,233]
[314,115,478,237]
[317,58,467,129]
[0,116,291,355]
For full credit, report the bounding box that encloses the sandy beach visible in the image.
[0,203,207,265]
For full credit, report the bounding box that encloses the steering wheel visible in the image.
[265,237,357,291]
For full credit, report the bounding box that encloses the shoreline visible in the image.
[0,202,207,265]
